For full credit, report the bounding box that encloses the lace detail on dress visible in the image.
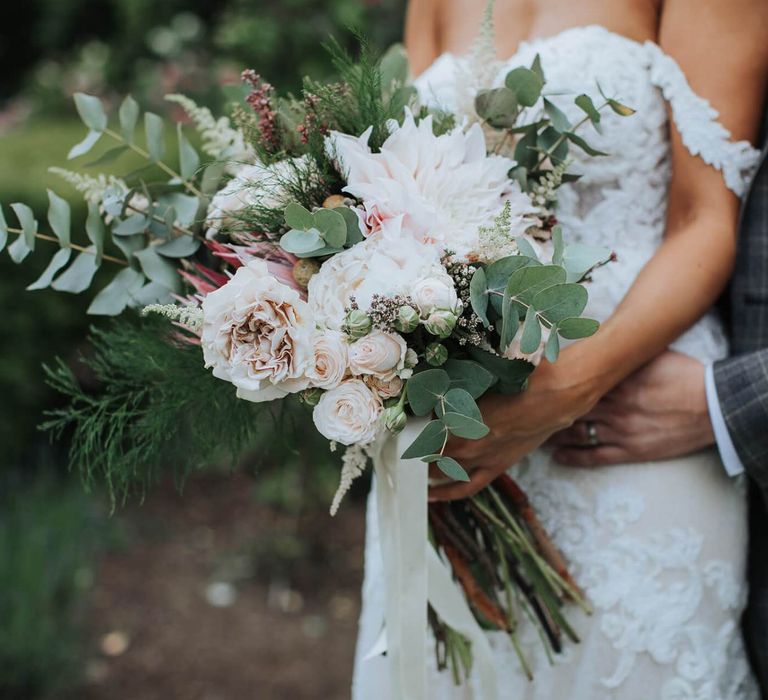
[645,42,762,197]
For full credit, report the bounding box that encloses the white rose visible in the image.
[308,330,348,390]
[313,379,383,445]
[307,228,441,330]
[411,267,459,317]
[364,375,404,399]
[201,259,315,402]
[348,330,408,381]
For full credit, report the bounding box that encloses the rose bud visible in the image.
[393,305,420,334]
[302,387,324,406]
[425,342,448,367]
[424,310,458,338]
[383,405,408,433]
[344,308,373,339]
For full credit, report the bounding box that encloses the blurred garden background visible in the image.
[0,2,405,697]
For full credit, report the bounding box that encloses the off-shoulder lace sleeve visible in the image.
[645,42,762,197]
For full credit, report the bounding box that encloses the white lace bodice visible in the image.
[415,26,762,364]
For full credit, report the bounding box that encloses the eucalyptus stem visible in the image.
[532,101,610,171]
[124,201,199,240]
[6,227,128,266]
[104,127,205,199]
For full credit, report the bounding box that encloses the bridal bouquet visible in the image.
[4,29,632,691]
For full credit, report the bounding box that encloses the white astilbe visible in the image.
[142,303,203,332]
[49,167,128,205]
[330,444,370,516]
[165,94,255,166]
[451,0,504,123]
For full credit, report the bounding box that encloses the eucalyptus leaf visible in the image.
[26,248,72,291]
[515,236,539,259]
[144,112,165,162]
[379,43,409,92]
[537,126,569,164]
[557,317,600,339]
[533,283,588,323]
[112,214,149,236]
[565,131,608,157]
[443,359,496,398]
[505,264,566,306]
[505,67,543,107]
[284,202,314,231]
[52,248,100,293]
[401,420,447,459]
[68,130,102,160]
[469,267,490,327]
[519,306,542,354]
[134,247,181,291]
[552,225,564,266]
[442,412,490,440]
[543,98,571,132]
[87,267,146,316]
[84,145,129,168]
[531,54,545,81]
[562,243,611,282]
[47,190,71,246]
[544,329,560,363]
[156,235,201,258]
[608,99,636,117]
[11,202,37,251]
[337,206,364,245]
[119,95,140,144]
[475,87,519,128]
[280,229,324,255]
[294,245,343,259]
[435,388,482,421]
[575,94,601,127]
[434,456,470,482]
[73,93,107,132]
[130,281,173,306]
[157,193,199,228]
[407,369,450,416]
[509,165,527,190]
[178,124,200,180]
[467,347,534,394]
[486,255,533,313]
[514,128,538,170]
[7,236,31,263]
[113,234,146,261]
[313,208,347,248]
[500,285,519,349]
[85,202,105,264]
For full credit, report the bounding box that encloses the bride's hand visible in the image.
[428,352,605,501]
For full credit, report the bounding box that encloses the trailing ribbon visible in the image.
[371,420,499,699]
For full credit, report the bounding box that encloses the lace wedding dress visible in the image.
[352,26,763,700]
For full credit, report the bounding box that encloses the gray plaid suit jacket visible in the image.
[713,114,768,693]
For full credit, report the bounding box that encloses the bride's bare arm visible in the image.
[404,0,441,76]
[431,0,768,500]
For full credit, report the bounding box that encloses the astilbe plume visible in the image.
[242,70,280,155]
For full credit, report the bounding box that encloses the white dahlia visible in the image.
[327,109,537,258]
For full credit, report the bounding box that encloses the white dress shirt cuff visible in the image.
[705,364,746,477]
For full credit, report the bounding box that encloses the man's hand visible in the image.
[548,351,715,467]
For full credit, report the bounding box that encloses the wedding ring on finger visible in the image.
[585,420,600,447]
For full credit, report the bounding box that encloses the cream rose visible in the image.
[411,267,460,317]
[312,379,383,445]
[348,330,408,381]
[201,259,315,402]
[307,227,441,330]
[307,330,348,390]
[364,375,404,399]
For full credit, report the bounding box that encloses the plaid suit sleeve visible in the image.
[713,349,768,486]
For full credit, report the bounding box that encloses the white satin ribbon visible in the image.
[371,421,499,700]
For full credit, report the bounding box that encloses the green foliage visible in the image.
[41,316,297,505]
